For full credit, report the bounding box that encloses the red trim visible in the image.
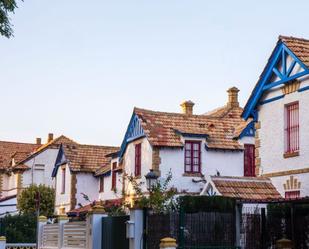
[244,144,255,177]
[61,167,66,194]
[285,190,300,199]
[99,176,104,192]
[285,102,299,153]
[111,162,117,189]
[184,141,201,173]
[135,143,142,176]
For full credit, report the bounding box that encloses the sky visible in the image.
[1,0,309,146]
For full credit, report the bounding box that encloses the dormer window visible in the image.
[184,141,201,173]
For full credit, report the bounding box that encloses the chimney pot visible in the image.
[47,133,54,143]
[227,87,240,108]
[36,138,42,145]
[180,100,195,115]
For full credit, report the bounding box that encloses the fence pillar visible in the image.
[86,204,107,249]
[129,208,144,249]
[58,215,69,249]
[235,203,242,247]
[0,236,6,249]
[160,237,177,249]
[37,216,47,249]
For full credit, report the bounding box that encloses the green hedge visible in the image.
[0,213,36,243]
[179,196,236,213]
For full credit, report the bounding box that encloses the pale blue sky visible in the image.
[1,0,309,146]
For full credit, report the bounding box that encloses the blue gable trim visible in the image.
[119,112,145,158]
[259,94,285,105]
[242,41,309,120]
[51,145,65,177]
[298,85,309,93]
[239,121,255,139]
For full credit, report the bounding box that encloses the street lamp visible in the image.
[145,169,159,190]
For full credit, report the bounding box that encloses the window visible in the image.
[244,144,255,177]
[61,167,66,194]
[285,102,299,154]
[111,162,117,190]
[135,143,142,176]
[184,141,201,173]
[285,190,300,199]
[99,176,104,192]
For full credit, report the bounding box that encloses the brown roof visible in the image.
[94,165,111,176]
[211,176,281,200]
[134,105,246,150]
[280,35,309,67]
[62,143,119,173]
[0,141,40,170]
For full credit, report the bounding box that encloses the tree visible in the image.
[0,0,20,38]
[17,184,55,217]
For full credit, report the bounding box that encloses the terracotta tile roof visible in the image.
[233,118,253,138]
[62,143,119,173]
[280,35,309,67]
[0,141,40,170]
[211,176,281,200]
[94,165,111,176]
[134,106,246,150]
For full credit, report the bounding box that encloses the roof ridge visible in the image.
[279,35,309,43]
[78,144,119,149]
[0,140,37,146]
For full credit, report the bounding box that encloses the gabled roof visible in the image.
[132,105,245,150]
[0,141,40,170]
[243,36,309,120]
[61,143,119,173]
[207,176,281,200]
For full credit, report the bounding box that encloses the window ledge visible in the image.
[283,151,299,158]
[183,173,203,177]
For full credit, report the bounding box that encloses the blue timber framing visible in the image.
[239,121,255,139]
[298,85,309,92]
[259,94,285,105]
[242,41,309,120]
[119,112,145,158]
[51,144,65,177]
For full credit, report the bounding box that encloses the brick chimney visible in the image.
[227,87,239,108]
[180,100,195,115]
[47,133,54,143]
[36,138,42,145]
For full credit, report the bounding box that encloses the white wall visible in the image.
[258,75,309,197]
[54,163,71,214]
[2,174,16,198]
[0,197,17,217]
[75,173,99,207]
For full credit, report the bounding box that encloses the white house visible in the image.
[242,35,309,198]
[96,87,257,206]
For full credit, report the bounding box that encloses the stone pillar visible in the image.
[129,209,144,249]
[0,236,6,249]
[160,238,177,249]
[58,215,69,249]
[37,216,47,249]
[86,205,107,249]
[276,238,293,249]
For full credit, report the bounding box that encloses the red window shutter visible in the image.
[285,102,299,153]
[135,144,142,176]
[61,167,66,194]
[244,144,255,177]
[184,141,201,173]
[99,177,104,192]
[285,190,300,199]
[111,162,117,189]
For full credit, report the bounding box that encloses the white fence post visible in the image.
[37,216,47,249]
[0,236,6,249]
[86,205,106,249]
[58,215,69,249]
[129,208,144,249]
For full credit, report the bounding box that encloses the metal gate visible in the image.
[102,215,129,249]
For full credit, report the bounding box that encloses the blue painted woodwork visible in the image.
[175,130,209,138]
[119,113,145,158]
[52,145,65,177]
[259,94,285,105]
[239,121,255,138]
[298,85,309,92]
[242,41,309,120]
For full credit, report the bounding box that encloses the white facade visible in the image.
[257,76,309,197]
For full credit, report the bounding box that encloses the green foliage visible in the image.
[17,184,55,217]
[0,213,36,243]
[126,170,177,213]
[179,195,236,213]
[0,0,20,38]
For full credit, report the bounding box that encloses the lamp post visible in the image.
[145,169,159,191]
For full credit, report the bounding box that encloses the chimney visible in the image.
[47,133,54,143]
[36,138,42,145]
[180,100,195,115]
[227,87,239,108]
